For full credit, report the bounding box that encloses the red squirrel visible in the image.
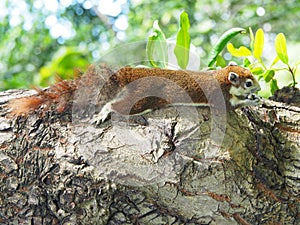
[7,63,261,124]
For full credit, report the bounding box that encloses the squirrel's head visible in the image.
[216,64,261,108]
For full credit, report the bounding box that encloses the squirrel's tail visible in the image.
[7,78,78,117]
[7,64,116,118]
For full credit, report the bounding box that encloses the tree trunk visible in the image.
[0,88,299,225]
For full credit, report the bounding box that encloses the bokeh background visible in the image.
[1,0,299,91]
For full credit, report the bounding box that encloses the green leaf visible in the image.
[263,70,275,83]
[270,56,280,67]
[251,66,264,75]
[216,55,226,67]
[270,79,279,95]
[249,27,255,50]
[243,57,251,67]
[275,33,289,64]
[207,27,246,67]
[253,28,264,59]
[174,11,191,69]
[146,20,168,68]
[227,43,252,57]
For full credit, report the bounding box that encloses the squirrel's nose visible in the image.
[252,82,261,92]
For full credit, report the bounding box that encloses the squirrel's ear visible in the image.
[228,72,240,85]
[228,61,238,66]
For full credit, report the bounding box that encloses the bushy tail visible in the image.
[7,78,78,117]
[7,64,116,118]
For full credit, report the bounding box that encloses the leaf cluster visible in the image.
[226,28,298,95]
[147,12,299,97]
[147,11,191,69]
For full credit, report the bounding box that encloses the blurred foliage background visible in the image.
[0,0,299,91]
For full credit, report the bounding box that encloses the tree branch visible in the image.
[0,89,299,224]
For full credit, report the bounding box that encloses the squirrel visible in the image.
[7,63,261,124]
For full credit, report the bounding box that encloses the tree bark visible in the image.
[0,89,299,225]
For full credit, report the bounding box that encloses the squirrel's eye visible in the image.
[244,79,253,88]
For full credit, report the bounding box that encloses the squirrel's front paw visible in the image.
[91,102,112,125]
[247,93,261,104]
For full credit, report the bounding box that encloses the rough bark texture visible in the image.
[0,88,299,225]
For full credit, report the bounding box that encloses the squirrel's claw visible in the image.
[91,102,112,125]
